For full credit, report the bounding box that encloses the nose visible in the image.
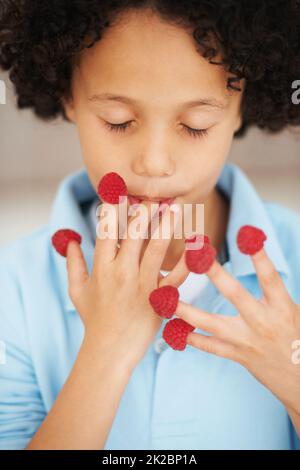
[131,129,176,177]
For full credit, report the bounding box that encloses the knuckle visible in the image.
[277,305,298,332]
[242,335,257,355]
[255,319,278,343]
[260,267,278,287]
[222,344,238,361]
[209,317,223,335]
[115,265,128,284]
[68,284,79,303]
[234,347,247,366]
[202,338,215,355]
[115,259,136,285]
[138,276,150,295]
[239,339,260,364]
[216,318,234,339]
[226,282,243,302]
[150,238,166,252]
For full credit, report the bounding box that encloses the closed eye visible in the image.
[104,121,133,133]
[104,121,209,138]
[181,124,209,139]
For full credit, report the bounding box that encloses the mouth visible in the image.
[128,194,176,206]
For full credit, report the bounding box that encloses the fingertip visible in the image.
[51,228,82,257]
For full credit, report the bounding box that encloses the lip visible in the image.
[128,194,176,206]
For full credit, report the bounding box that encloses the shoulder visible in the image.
[0,226,52,334]
[0,225,51,268]
[264,201,300,246]
[0,225,52,285]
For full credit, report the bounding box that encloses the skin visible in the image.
[27,9,299,449]
[66,7,300,436]
[63,8,243,270]
[177,249,300,437]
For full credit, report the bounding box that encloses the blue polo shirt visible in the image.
[0,162,300,450]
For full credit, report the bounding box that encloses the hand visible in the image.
[65,199,189,371]
[175,246,300,422]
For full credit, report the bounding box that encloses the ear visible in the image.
[234,79,245,132]
[62,97,76,123]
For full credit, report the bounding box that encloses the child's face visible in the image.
[64,9,244,205]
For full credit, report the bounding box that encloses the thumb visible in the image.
[66,240,89,303]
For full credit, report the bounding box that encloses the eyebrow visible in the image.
[88,93,227,110]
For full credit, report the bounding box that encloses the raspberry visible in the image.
[149,285,179,318]
[237,225,267,255]
[162,318,195,351]
[97,172,128,204]
[185,234,216,274]
[51,229,82,257]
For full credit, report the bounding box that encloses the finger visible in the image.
[92,200,121,273]
[250,248,291,306]
[186,331,240,362]
[66,240,89,307]
[176,300,233,339]
[117,199,160,266]
[206,259,259,326]
[140,205,177,284]
[159,248,190,288]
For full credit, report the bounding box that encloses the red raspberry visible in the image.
[237,225,267,255]
[97,172,128,204]
[185,234,216,274]
[149,285,179,318]
[51,229,82,257]
[162,318,195,351]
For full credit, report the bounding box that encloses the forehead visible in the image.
[75,9,232,105]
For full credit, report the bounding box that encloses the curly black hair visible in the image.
[1,0,300,137]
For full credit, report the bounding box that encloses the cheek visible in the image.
[184,129,228,168]
[74,111,129,190]
[75,112,110,171]
[207,122,235,160]
[180,131,231,196]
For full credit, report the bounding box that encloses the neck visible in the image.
[204,187,230,255]
[159,186,230,272]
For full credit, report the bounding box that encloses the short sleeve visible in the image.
[0,253,46,449]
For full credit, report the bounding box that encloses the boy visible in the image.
[0,0,300,450]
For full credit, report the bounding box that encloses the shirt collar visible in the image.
[49,169,97,312]
[49,163,290,313]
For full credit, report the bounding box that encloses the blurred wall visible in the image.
[1,71,300,244]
